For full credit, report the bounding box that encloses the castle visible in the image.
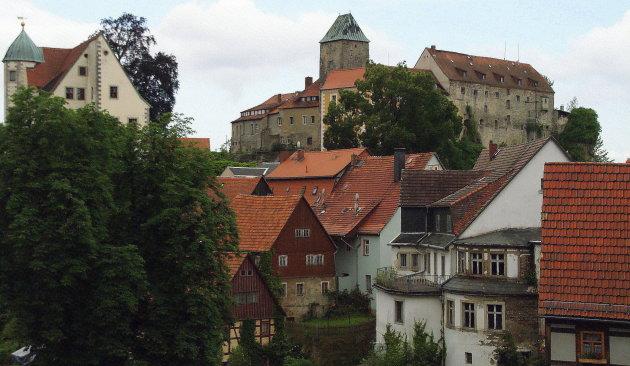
[230,13,562,153]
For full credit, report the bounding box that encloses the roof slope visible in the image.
[267,148,369,179]
[539,162,630,321]
[317,153,436,236]
[215,177,265,202]
[231,195,302,251]
[225,252,247,278]
[232,93,296,123]
[400,170,487,207]
[179,138,210,150]
[426,47,553,93]
[279,79,321,109]
[3,29,44,63]
[320,67,444,91]
[27,35,97,91]
[320,13,369,43]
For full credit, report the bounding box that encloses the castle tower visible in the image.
[319,13,369,82]
[3,25,44,119]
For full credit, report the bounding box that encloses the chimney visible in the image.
[394,148,406,182]
[626,158,630,164]
[277,94,282,103]
[560,105,564,111]
[297,149,305,161]
[305,76,313,89]
[279,150,290,163]
[351,153,359,167]
[489,140,498,159]
[430,45,436,51]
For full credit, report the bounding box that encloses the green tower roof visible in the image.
[3,29,44,63]
[320,13,369,44]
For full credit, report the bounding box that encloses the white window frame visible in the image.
[295,228,310,237]
[281,282,287,297]
[302,115,307,125]
[395,300,404,324]
[446,300,455,326]
[491,253,506,276]
[471,252,483,275]
[398,253,407,268]
[463,302,475,329]
[277,117,282,126]
[278,255,288,267]
[487,304,503,330]
[362,239,370,256]
[296,282,304,296]
[321,281,329,294]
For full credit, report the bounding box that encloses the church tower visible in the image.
[3,23,44,119]
[319,13,369,82]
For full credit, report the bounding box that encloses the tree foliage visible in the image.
[0,88,238,365]
[558,107,609,162]
[361,322,444,366]
[99,13,179,121]
[323,62,483,169]
[493,332,547,366]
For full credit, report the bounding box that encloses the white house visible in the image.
[3,25,149,125]
[374,137,571,366]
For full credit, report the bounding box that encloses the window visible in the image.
[9,70,16,81]
[77,88,85,100]
[473,89,478,96]
[78,66,87,76]
[235,291,258,305]
[471,253,483,275]
[311,116,315,124]
[255,124,259,133]
[277,117,282,126]
[316,254,324,265]
[460,87,465,95]
[281,283,287,297]
[516,95,520,102]
[506,100,511,109]
[499,76,505,83]
[110,86,118,98]
[507,89,511,96]
[433,252,438,274]
[446,214,452,233]
[484,90,489,97]
[321,281,329,294]
[362,239,370,256]
[458,251,466,273]
[240,269,253,276]
[487,304,503,330]
[366,275,372,293]
[331,94,337,102]
[306,254,324,266]
[278,255,288,267]
[395,300,404,323]
[127,118,138,124]
[491,254,505,276]
[425,253,431,273]
[398,253,407,268]
[261,320,271,336]
[446,300,454,326]
[289,117,294,125]
[441,255,446,276]
[66,87,74,99]
[463,302,475,328]
[295,228,310,237]
[495,92,500,99]
[296,283,304,296]
[302,116,307,125]
[307,137,313,145]
[411,253,419,269]
[481,74,486,80]
[494,120,499,129]
[484,104,488,113]
[465,352,472,364]
[462,71,468,77]
[435,214,441,232]
[580,331,605,361]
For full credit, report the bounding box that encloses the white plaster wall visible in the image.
[610,334,630,366]
[443,292,507,366]
[414,48,452,92]
[550,331,576,362]
[374,288,442,345]
[507,252,519,278]
[53,40,95,110]
[459,140,570,239]
[425,155,444,170]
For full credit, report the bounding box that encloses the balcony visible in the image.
[375,267,452,293]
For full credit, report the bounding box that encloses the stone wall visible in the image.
[267,106,321,150]
[505,295,539,345]
[319,40,369,81]
[280,276,335,320]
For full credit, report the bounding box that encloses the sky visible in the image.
[1,0,629,161]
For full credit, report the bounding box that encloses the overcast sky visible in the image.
[1,0,629,161]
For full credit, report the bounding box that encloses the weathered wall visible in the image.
[319,40,368,81]
[270,106,321,150]
[280,276,335,319]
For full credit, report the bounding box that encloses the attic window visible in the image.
[79,66,87,76]
[312,186,318,195]
[84,53,88,58]
[285,187,290,193]
[406,157,413,164]
[481,73,486,80]
[500,76,505,83]
[103,50,109,55]
[343,184,349,191]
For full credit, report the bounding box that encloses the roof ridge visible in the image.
[431,47,533,67]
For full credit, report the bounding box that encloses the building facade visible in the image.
[415,46,556,147]
[3,27,149,124]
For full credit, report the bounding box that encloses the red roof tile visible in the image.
[179,138,210,150]
[225,252,247,278]
[232,93,297,123]
[27,35,97,91]
[321,67,444,91]
[214,177,266,202]
[539,162,630,321]
[427,47,554,93]
[267,148,369,179]
[279,80,321,109]
[267,178,334,206]
[317,153,437,236]
[231,195,302,251]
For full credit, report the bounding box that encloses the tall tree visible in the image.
[0,88,239,365]
[558,107,609,161]
[100,13,179,121]
[323,62,483,169]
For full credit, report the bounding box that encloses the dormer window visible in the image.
[500,76,505,83]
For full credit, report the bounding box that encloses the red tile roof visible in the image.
[267,178,334,206]
[317,153,436,236]
[232,93,296,123]
[231,195,303,251]
[179,138,210,150]
[27,35,97,91]
[426,47,554,93]
[225,252,247,278]
[321,67,444,91]
[538,162,630,321]
[214,177,265,202]
[267,148,369,179]
[279,79,321,109]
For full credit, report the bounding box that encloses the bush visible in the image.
[361,322,444,366]
[228,345,251,366]
[326,287,371,317]
[284,356,315,366]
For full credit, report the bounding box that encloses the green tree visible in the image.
[322,62,482,169]
[361,322,444,366]
[494,332,527,366]
[99,13,179,121]
[558,107,609,161]
[0,88,146,365]
[323,100,361,150]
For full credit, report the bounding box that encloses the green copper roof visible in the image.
[3,29,44,63]
[320,13,369,44]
